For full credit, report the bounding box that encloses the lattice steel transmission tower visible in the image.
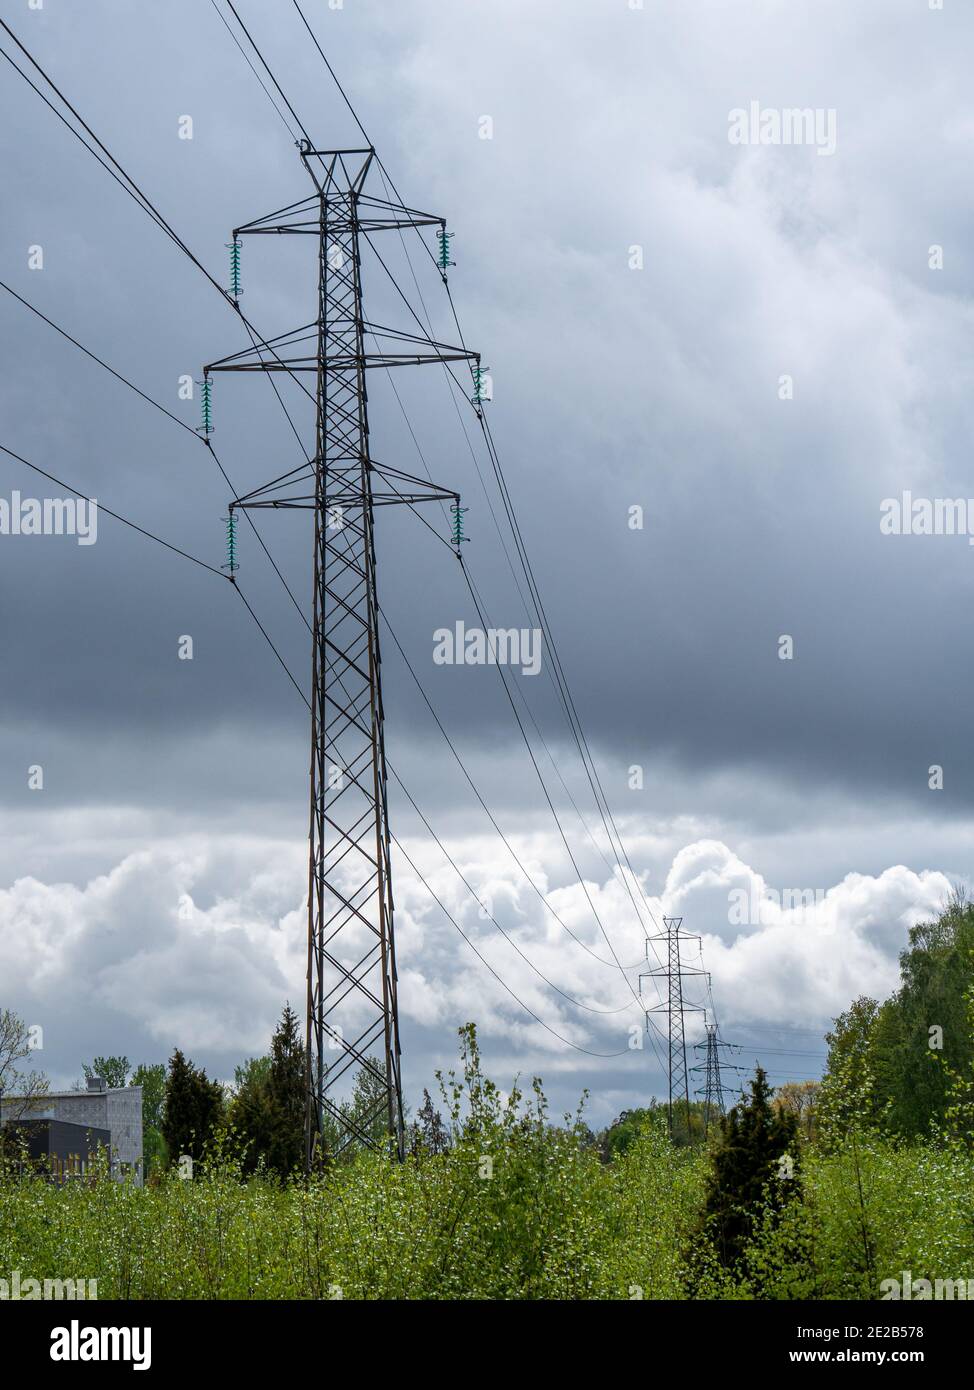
[695,1024,724,1134]
[206,144,478,1167]
[691,1022,743,1137]
[641,916,707,1139]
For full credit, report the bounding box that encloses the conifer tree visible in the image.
[265,1003,305,1177]
[161,1048,224,1166]
[702,1066,800,1270]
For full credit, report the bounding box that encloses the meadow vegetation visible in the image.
[2,899,973,1300]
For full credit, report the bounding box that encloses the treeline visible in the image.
[684,893,974,1294]
[11,894,974,1183]
[79,1005,308,1178]
[818,892,974,1142]
[76,1004,453,1178]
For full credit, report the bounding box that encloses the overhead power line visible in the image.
[2,8,698,1105]
[224,0,313,144]
[206,8,669,1042]
[0,441,226,580]
[0,279,196,437]
[0,70,638,1064]
[233,1,681,1052]
[207,0,301,141]
[0,17,231,305]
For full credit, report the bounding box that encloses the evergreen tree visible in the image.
[265,1004,305,1177]
[702,1066,800,1271]
[230,1007,305,1177]
[161,1049,224,1166]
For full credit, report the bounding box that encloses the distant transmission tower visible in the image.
[641,916,706,1139]
[691,1022,744,1136]
[206,144,479,1167]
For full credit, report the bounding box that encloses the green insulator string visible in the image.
[197,376,213,436]
[450,502,469,553]
[223,509,238,575]
[227,238,243,299]
[471,365,490,407]
[436,226,454,275]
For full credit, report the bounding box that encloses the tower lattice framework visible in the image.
[691,1021,744,1137]
[695,1023,724,1136]
[206,145,478,1166]
[641,916,706,1139]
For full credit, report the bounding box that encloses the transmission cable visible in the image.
[7,8,669,1069]
[0,441,226,580]
[207,0,300,141]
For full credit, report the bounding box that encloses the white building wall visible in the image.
[1,1086,143,1184]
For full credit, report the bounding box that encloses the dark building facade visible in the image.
[3,1118,111,1181]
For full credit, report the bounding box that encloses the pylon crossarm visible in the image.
[236,197,444,236]
[232,462,458,512]
[234,486,458,508]
[207,321,476,376]
[209,348,476,373]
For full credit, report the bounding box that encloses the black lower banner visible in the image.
[0,1297,963,1373]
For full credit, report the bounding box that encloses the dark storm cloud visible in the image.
[2,0,973,827]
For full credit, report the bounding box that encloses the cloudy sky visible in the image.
[1,0,972,1128]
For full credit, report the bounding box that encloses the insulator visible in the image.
[450,502,468,549]
[197,377,214,436]
[226,238,243,299]
[436,227,454,273]
[223,511,238,574]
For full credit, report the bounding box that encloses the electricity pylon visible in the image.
[691,1021,744,1137]
[206,144,479,1167]
[640,917,706,1140]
